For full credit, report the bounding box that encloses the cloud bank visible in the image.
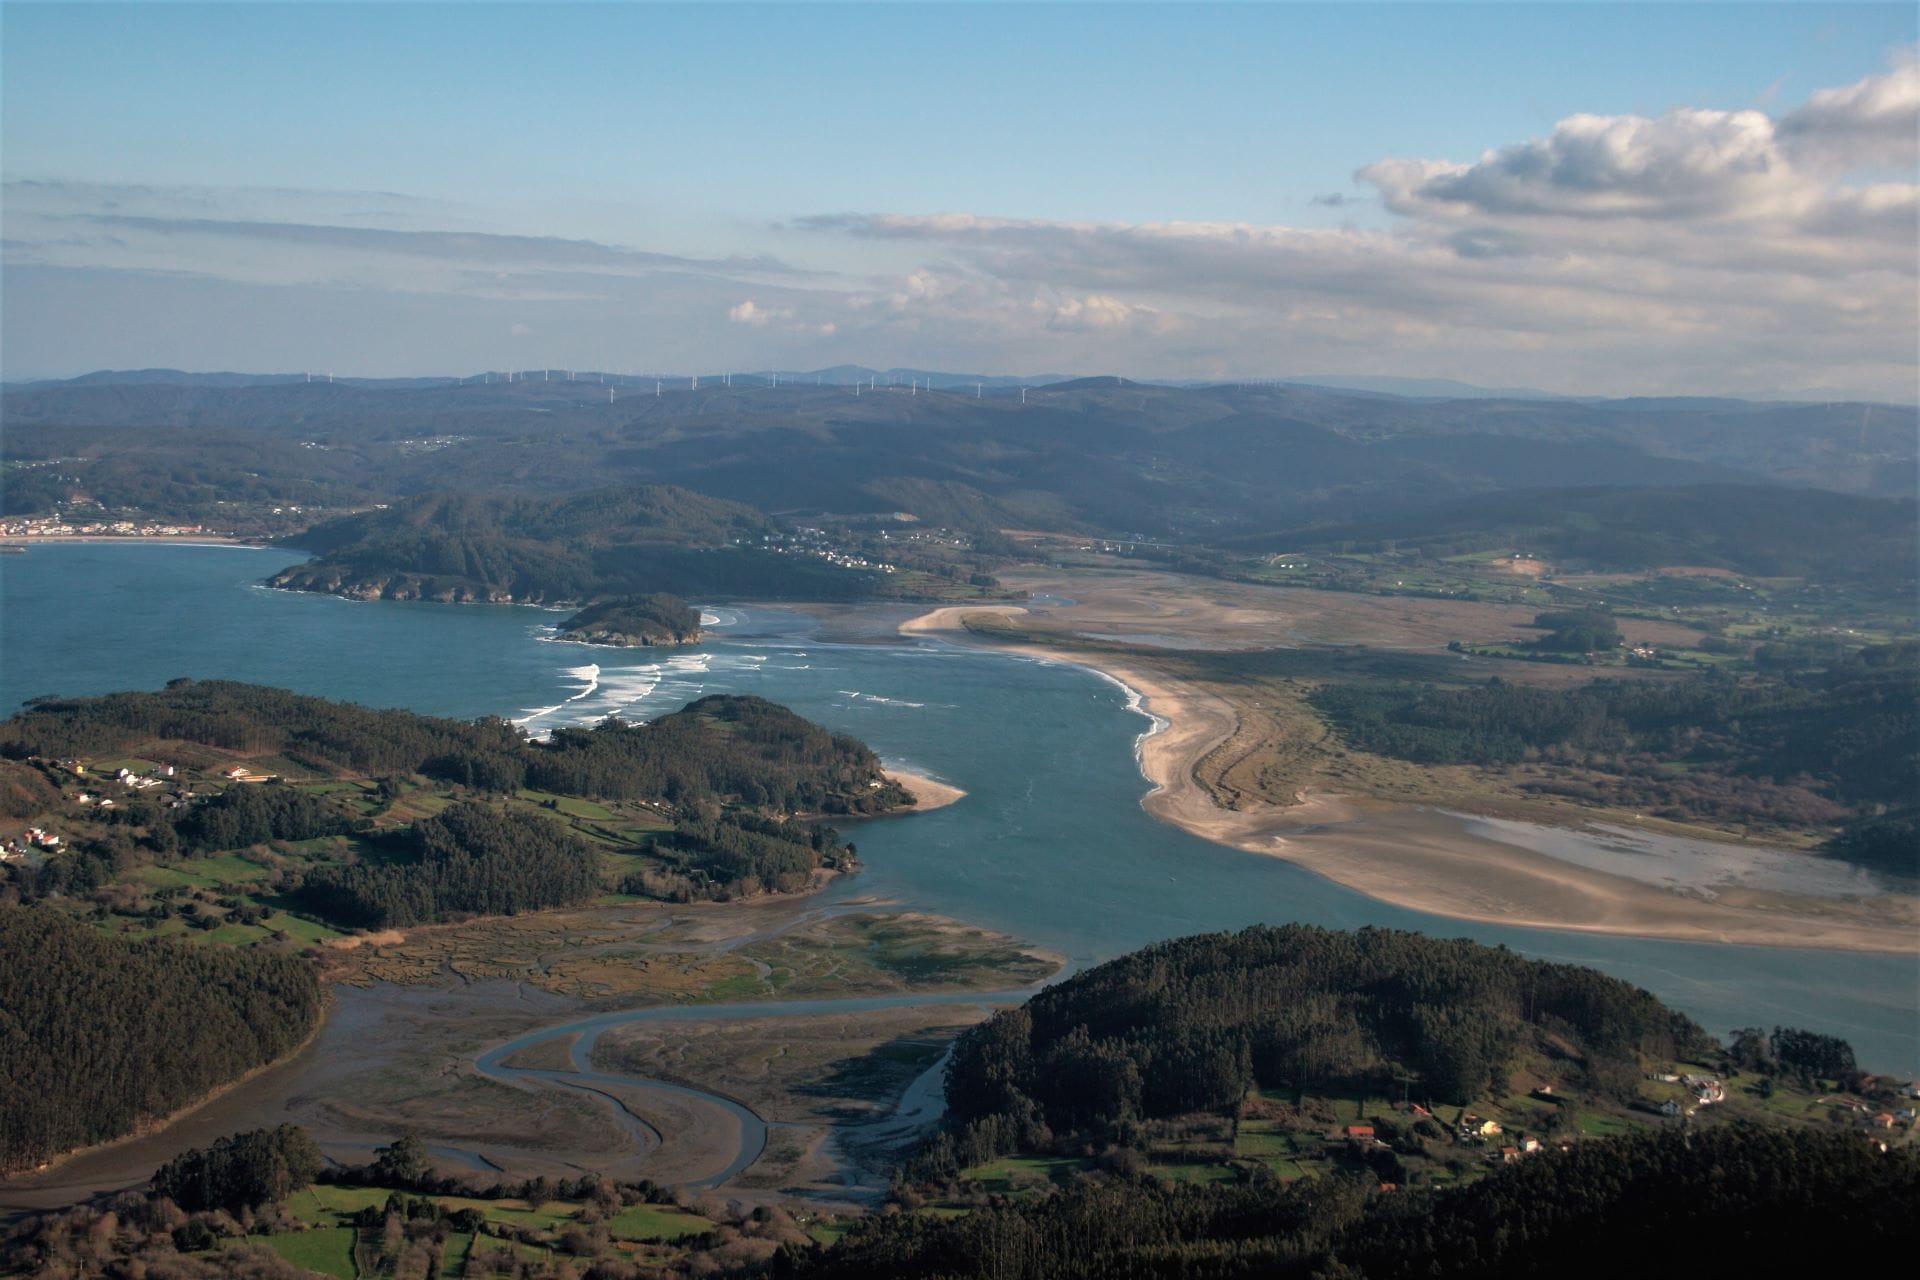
[4,58,1914,397]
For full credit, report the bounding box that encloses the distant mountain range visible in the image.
[3,366,1079,394]
[12,367,1911,407]
[4,374,1913,562]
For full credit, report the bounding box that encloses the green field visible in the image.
[960,1155,1088,1193]
[133,853,273,889]
[237,1227,356,1279]
[1152,1161,1240,1185]
[606,1204,711,1241]
[286,1183,712,1253]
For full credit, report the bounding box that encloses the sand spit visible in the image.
[901,605,1917,955]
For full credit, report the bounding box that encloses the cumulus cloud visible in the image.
[789,59,1917,398]
[1358,59,1916,230]
[1778,57,1920,170]
[1361,108,1793,219]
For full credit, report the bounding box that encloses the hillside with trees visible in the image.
[917,925,1700,1180]
[1309,643,1919,844]
[801,1126,1918,1280]
[1231,484,1918,588]
[294,802,602,927]
[0,682,911,925]
[264,486,913,604]
[0,907,324,1174]
[0,682,907,816]
[556,593,703,646]
[6,378,1912,544]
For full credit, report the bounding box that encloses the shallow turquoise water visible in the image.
[3,543,1915,1071]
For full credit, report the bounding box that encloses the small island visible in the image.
[556,593,702,647]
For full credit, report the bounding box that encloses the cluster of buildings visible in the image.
[0,514,217,539]
[1,827,62,861]
[2,761,204,863]
[73,763,183,811]
[1828,1094,1919,1132]
[1645,1071,1726,1118]
[1453,1111,1563,1164]
[750,529,902,574]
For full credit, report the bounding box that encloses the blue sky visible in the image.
[3,3,1916,394]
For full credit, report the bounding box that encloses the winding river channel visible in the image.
[2,543,1916,1204]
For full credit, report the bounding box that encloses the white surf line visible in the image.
[1078,665,1168,777]
[513,662,602,729]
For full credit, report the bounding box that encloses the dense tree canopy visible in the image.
[1310,644,1919,834]
[153,1125,323,1214]
[0,907,323,1174]
[557,593,703,646]
[295,802,601,927]
[1529,608,1622,653]
[798,1127,1920,1280]
[265,486,901,603]
[0,682,907,815]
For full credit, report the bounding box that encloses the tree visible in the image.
[371,1134,431,1186]
[153,1125,322,1213]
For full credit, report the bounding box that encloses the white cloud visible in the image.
[5,60,1915,396]
[1361,108,1795,220]
[728,299,782,326]
[787,59,1917,398]
[1778,57,1920,171]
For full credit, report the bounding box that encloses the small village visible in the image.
[0,756,277,866]
[745,527,903,574]
[0,514,222,540]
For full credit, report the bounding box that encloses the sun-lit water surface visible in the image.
[3,543,1915,1071]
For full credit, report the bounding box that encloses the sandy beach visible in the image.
[901,604,1919,954]
[888,769,967,813]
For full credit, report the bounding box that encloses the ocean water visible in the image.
[3,543,1916,1071]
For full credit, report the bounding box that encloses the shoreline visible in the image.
[887,769,966,813]
[0,534,264,548]
[900,605,1918,955]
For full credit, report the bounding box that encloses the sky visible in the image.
[2,2,1916,397]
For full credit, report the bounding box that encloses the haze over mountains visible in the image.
[5,371,1912,549]
[13,366,1913,405]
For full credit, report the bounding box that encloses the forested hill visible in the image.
[556,593,702,646]
[0,907,323,1175]
[801,1126,1919,1279]
[1227,484,1918,586]
[1308,642,1920,842]
[266,486,859,604]
[0,680,908,815]
[287,487,772,558]
[922,925,1700,1177]
[806,924,1908,1278]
